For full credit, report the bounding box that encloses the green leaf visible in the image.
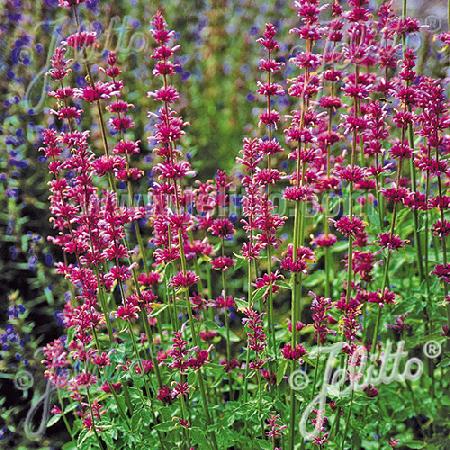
[276,359,288,385]
[252,439,273,449]
[331,242,348,253]
[153,421,174,432]
[63,402,79,414]
[404,441,426,449]
[152,304,168,316]
[232,254,247,270]
[44,286,54,305]
[46,414,61,427]
[252,286,269,304]
[235,297,248,311]
[277,279,292,290]
[190,426,209,447]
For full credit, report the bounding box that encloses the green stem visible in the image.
[340,388,355,450]
[288,184,306,449]
[178,390,191,450]
[243,259,253,403]
[126,320,152,399]
[220,239,234,401]
[140,308,163,388]
[267,245,277,359]
[91,327,131,430]
[86,387,106,450]
[310,344,321,400]
[57,390,73,439]
[184,283,218,450]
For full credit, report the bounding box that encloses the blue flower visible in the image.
[0,426,8,440]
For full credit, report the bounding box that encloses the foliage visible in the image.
[1,0,450,449]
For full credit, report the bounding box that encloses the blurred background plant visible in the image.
[0,0,448,448]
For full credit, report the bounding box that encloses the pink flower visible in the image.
[242,308,266,353]
[258,138,283,155]
[352,251,374,281]
[312,233,337,247]
[62,32,97,49]
[47,46,70,80]
[433,220,450,237]
[266,414,287,439]
[378,233,406,251]
[208,218,235,238]
[254,272,282,294]
[50,405,62,415]
[281,343,306,361]
[58,0,86,7]
[74,82,120,102]
[367,289,396,306]
[310,292,334,344]
[137,272,161,286]
[319,96,342,109]
[284,186,314,202]
[116,303,140,321]
[391,17,421,35]
[214,295,235,309]
[50,106,82,120]
[101,382,122,393]
[112,140,141,155]
[332,216,366,238]
[254,168,281,186]
[259,110,280,127]
[280,245,315,273]
[170,271,199,288]
[173,382,189,398]
[156,385,174,404]
[199,330,218,342]
[135,360,154,374]
[72,371,97,387]
[148,86,180,103]
[432,264,450,283]
[211,256,235,271]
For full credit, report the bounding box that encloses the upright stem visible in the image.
[288,34,312,449]
[345,74,359,307]
[72,6,110,161]
[91,327,132,431]
[267,245,277,358]
[173,180,218,449]
[243,259,253,403]
[263,47,277,363]
[372,158,403,350]
[323,108,333,298]
[402,0,426,304]
[288,164,305,450]
[57,390,73,439]
[86,387,106,450]
[220,238,234,400]
[340,388,355,450]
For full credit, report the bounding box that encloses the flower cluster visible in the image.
[35,2,450,450]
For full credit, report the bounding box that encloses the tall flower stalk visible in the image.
[284,1,323,447]
[148,12,218,449]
